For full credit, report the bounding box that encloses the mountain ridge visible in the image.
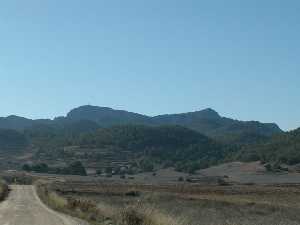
[0,105,282,144]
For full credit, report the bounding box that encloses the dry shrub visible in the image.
[97,202,118,219]
[68,198,97,212]
[0,179,9,201]
[125,190,140,197]
[35,180,67,211]
[36,180,187,225]
[121,206,145,225]
[48,192,68,209]
[119,203,186,225]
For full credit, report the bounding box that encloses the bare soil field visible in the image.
[200,161,300,184]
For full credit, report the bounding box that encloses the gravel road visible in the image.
[0,185,88,225]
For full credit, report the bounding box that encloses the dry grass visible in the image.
[35,180,300,225]
[35,180,188,225]
[48,191,68,209]
[121,204,187,225]
[35,180,104,224]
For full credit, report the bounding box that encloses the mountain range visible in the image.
[0,105,299,174]
[0,105,282,144]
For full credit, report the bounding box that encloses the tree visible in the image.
[140,159,154,172]
[68,161,87,176]
[31,163,49,173]
[105,167,112,174]
[22,164,32,172]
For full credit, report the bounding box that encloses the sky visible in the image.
[0,1,299,131]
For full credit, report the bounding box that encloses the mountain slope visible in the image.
[66,105,150,126]
[0,116,35,130]
[66,106,283,144]
[33,124,228,173]
[0,129,28,150]
[0,105,282,145]
[152,109,282,144]
[237,128,300,165]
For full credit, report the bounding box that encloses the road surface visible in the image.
[0,185,88,225]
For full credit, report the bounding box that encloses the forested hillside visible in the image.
[0,105,297,175]
[66,106,282,144]
[237,128,300,165]
[0,105,282,145]
[0,129,28,150]
[26,124,229,173]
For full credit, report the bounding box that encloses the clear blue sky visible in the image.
[0,1,299,130]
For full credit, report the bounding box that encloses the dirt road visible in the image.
[0,185,88,225]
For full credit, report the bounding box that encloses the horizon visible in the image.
[1,1,300,130]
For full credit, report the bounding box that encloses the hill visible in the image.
[0,107,297,175]
[151,108,281,144]
[24,120,100,149]
[66,105,150,126]
[0,106,282,145]
[0,129,28,150]
[0,116,35,130]
[237,128,300,165]
[28,124,228,173]
[65,105,282,144]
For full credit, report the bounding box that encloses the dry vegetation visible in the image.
[34,179,300,225]
[36,179,185,225]
[0,179,9,201]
